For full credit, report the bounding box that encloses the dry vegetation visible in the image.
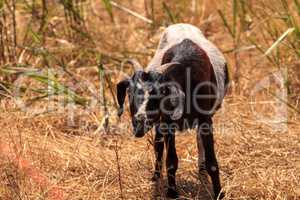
[0,0,300,199]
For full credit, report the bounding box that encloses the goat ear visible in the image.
[169,85,185,120]
[117,79,129,117]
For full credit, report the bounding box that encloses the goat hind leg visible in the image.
[199,119,224,199]
[196,131,209,185]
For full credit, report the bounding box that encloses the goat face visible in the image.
[117,70,185,137]
[117,71,163,137]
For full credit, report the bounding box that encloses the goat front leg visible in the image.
[164,129,179,199]
[199,118,224,199]
[152,124,164,181]
[196,130,209,185]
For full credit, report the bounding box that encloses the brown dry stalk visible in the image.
[114,140,124,200]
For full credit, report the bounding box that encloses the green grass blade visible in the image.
[217,9,234,38]
[0,82,12,97]
[101,0,114,22]
[97,54,110,131]
[294,0,300,16]
[162,2,176,24]
[29,27,42,45]
[233,0,238,37]
[0,0,3,12]
[264,28,295,56]
[23,71,88,106]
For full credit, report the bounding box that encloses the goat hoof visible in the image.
[215,191,225,199]
[166,187,179,199]
[151,173,160,182]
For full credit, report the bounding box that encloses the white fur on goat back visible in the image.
[147,23,227,105]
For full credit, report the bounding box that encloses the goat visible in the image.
[117,23,229,199]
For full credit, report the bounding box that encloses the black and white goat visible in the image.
[117,23,229,199]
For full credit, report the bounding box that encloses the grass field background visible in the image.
[0,0,299,199]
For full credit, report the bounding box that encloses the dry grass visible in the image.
[0,96,299,200]
[0,0,300,199]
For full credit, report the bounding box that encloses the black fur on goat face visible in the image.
[117,70,185,138]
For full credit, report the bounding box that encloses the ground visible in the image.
[0,94,299,199]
